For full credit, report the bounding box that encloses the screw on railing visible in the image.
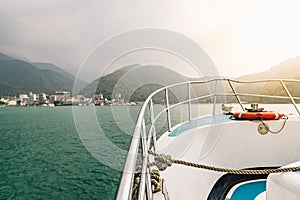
[165,88,171,132]
[280,80,300,116]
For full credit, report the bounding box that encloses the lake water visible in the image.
[0,106,141,200]
[0,104,299,199]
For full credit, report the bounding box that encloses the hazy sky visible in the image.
[1,0,300,81]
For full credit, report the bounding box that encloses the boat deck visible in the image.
[116,78,300,200]
[153,114,300,199]
[168,114,233,137]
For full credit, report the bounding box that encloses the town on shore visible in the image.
[0,91,141,107]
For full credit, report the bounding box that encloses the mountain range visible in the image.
[0,51,300,102]
[240,55,300,80]
[0,53,87,96]
[231,55,300,103]
[79,64,188,102]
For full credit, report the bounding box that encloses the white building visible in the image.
[49,95,57,103]
[19,94,28,100]
[39,93,47,105]
[19,94,30,105]
[55,91,70,102]
[29,93,37,105]
[7,100,17,106]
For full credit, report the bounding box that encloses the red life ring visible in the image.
[233,111,284,120]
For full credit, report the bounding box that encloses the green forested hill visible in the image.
[32,62,76,81]
[79,65,188,102]
[2,49,300,103]
[80,55,300,103]
[0,53,86,96]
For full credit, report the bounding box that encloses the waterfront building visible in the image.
[55,91,70,102]
[39,93,47,105]
[29,93,37,105]
[7,100,17,106]
[19,94,30,105]
[49,95,57,103]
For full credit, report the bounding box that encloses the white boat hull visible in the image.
[155,116,300,199]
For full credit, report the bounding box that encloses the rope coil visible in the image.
[154,153,172,171]
[132,169,162,198]
[149,150,300,175]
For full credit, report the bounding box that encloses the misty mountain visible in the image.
[0,52,15,61]
[2,49,300,103]
[79,55,300,104]
[33,62,76,80]
[0,52,86,96]
[227,56,300,103]
[32,62,88,91]
[239,55,300,80]
[79,64,189,102]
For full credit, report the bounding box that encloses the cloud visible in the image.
[1,0,300,81]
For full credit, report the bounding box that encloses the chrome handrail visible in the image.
[116,78,300,200]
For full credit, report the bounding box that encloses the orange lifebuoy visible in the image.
[233,111,284,120]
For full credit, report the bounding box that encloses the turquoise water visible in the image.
[231,181,266,200]
[1,104,296,199]
[0,106,140,200]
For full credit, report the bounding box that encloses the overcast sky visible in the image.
[1,0,300,81]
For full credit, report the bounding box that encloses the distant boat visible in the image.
[0,101,6,107]
[117,78,300,200]
[48,103,55,107]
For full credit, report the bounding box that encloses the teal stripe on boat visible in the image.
[168,114,232,137]
[231,180,266,200]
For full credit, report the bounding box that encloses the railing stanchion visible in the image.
[116,125,141,200]
[188,83,192,121]
[165,88,171,131]
[228,80,245,111]
[145,167,152,200]
[149,99,157,151]
[138,118,151,200]
[280,80,300,116]
[212,79,218,115]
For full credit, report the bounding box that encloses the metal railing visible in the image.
[116,78,300,200]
